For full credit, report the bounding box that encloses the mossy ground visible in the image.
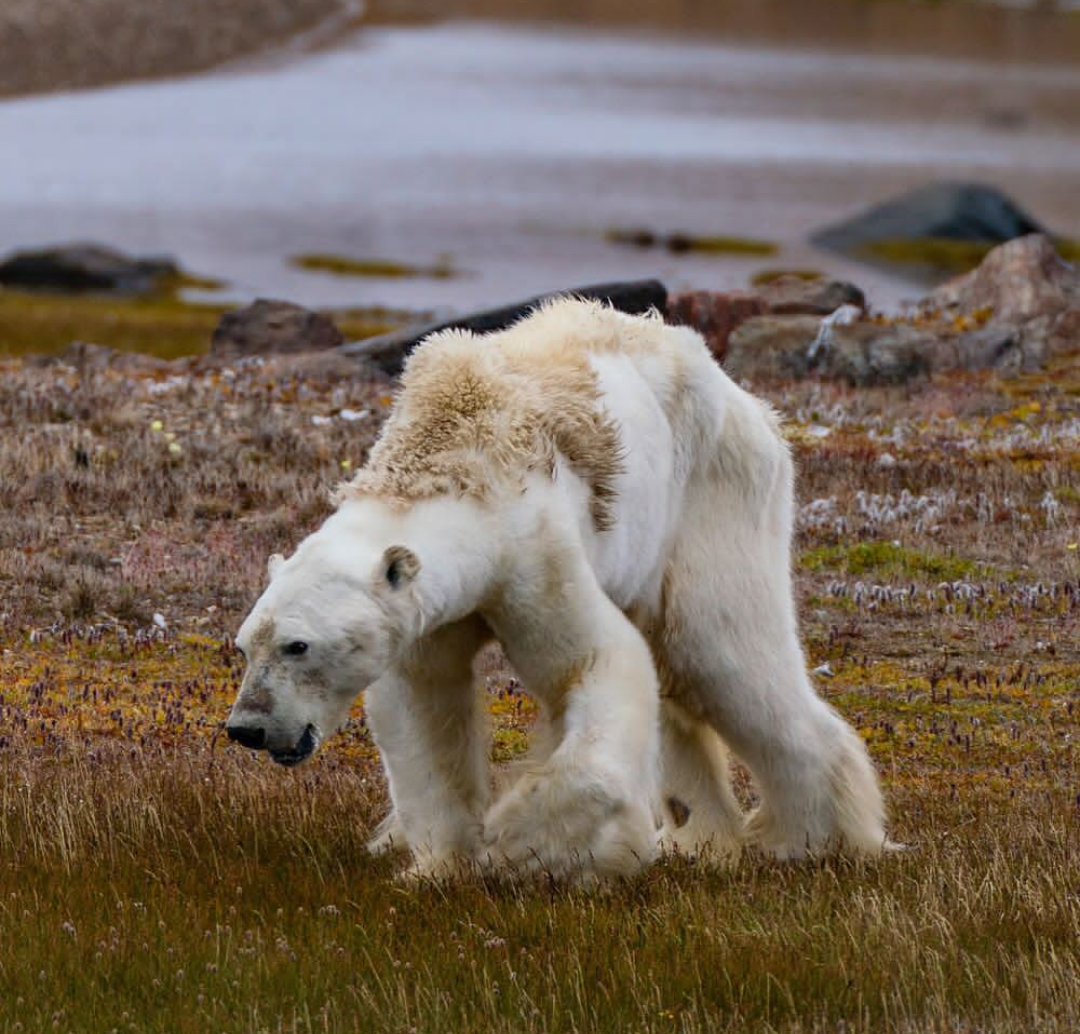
[0,345,1077,1033]
[0,287,402,359]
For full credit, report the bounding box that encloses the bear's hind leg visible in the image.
[661,466,886,858]
[657,698,744,862]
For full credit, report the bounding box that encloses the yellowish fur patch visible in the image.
[339,301,663,531]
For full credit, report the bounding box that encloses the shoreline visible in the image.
[0,0,356,100]
[5,1,1080,103]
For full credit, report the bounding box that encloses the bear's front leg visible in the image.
[364,617,490,879]
[482,595,660,883]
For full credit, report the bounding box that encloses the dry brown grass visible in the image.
[0,346,1077,1033]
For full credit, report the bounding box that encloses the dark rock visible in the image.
[756,275,866,316]
[0,243,178,293]
[811,182,1046,255]
[665,291,766,361]
[210,299,344,360]
[665,279,864,360]
[339,279,668,376]
[924,234,1080,324]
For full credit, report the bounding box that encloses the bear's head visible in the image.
[226,531,421,766]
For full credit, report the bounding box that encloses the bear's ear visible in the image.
[380,545,420,590]
[266,553,285,582]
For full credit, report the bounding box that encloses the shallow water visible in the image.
[1,20,1079,324]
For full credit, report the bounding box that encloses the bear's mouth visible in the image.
[269,724,320,767]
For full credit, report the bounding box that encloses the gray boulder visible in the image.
[0,243,178,293]
[725,316,935,385]
[210,299,344,360]
[812,182,1045,256]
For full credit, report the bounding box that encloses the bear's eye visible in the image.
[283,640,309,657]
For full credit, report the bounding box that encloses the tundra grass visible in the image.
[0,349,1077,1033]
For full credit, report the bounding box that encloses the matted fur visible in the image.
[338,303,653,531]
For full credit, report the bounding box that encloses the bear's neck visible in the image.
[337,495,501,635]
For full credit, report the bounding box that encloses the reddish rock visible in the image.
[756,275,865,316]
[666,279,865,359]
[665,291,766,360]
[925,234,1080,324]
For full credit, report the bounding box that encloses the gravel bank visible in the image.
[0,0,352,98]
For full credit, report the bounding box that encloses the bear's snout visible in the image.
[226,724,267,750]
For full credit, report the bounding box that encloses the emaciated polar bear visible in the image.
[227,299,887,881]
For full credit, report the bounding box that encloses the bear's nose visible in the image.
[227,724,266,750]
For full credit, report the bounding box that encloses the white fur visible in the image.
[228,301,887,882]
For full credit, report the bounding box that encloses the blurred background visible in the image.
[1,0,1078,324]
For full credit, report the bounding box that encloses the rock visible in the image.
[665,291,766,361]
[29,341,173,373]
[665,279,864,360]
[924,234,1080,324]
[1018,309,1080,368]
[210,299,344,360]
[0,243,178,293]
[725,316,936,385]
[811,182,1046,255]
[339,279,668,376]
[949,326,1025,371]
[723,316,821,380]
[755,275,866,316]
[815,322,937,386]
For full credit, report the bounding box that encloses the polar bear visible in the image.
[226,299,887,881]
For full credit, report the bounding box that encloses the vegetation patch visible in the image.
[0,287,230,359]
[292,253,457,279]
[800,541,987,581]
[606,227,778,257]
[863,235,1080,275]
[0,287,400,359]
[750,268,825,285]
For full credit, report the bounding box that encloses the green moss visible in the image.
[159,270,227,292]
[750,269,825,286]
[863,236,1080,275]
[0,288,231,360]
[605,228,778,258]
[291,253,456,279]
[0,288,402,360]
[799,541,986,582]
[1056,238,1080,263]
[862,237,995,274]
